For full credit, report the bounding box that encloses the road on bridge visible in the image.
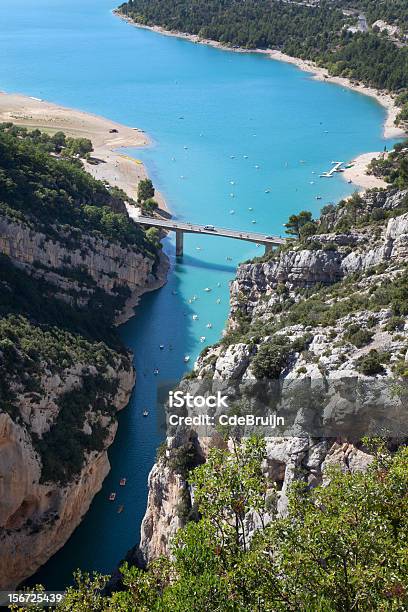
[135,215,285,247]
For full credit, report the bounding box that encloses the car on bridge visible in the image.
[204,224,216,231]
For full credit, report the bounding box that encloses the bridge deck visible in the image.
[135,215,285,246]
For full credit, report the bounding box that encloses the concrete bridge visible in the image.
[136,216,285,256]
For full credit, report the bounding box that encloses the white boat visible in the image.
[217,282,221,287]
[153,368,159,376]
[184,355,190,363]
[248,207,253,211]
[196,246,202,251]
[192,314,198,320]
[143,410,149,417]
[230,193,235,198]
[159,345,165,350]
[200,336,206,343]
[255,165,260,169]
[206,323,213,329]
[204,287,212,292]
[216,298,221,304]
[229,209,235,214]
[243,155,248,159]
[265,189,270,193]
[252,220,257,224]
[230,180,235,185]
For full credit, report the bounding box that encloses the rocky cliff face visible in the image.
[0,211,166,589]
[134,187,408,566]
[0,352,136,588]
[0,213,158,303]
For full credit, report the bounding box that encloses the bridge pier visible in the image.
[176,229,184,257]
[264,243,273,255]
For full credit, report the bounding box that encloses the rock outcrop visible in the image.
[0,213,157,301]
[0,211,167,589]
[133,187,408,567]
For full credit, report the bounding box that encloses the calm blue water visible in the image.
[0,0,395,589]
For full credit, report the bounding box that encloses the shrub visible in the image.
[251,342,289,379]
[356,350,386,376]
[384,316,405,332]
[344,325,373,348]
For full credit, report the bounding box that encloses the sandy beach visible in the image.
[0,91,169,213]
[117,15,407,141]
[342,152,388,191]
[266,51,405,140]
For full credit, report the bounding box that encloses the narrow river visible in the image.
[0,0,394,589]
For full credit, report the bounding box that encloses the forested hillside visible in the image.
[119,0,408,93]
[0,126,163,587]
[0,124,160,483]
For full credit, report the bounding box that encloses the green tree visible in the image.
[284,210,313,238]
[12,445,408,611]
[141,198,159,214]
[137,178,155,203]
[64,137,93,158]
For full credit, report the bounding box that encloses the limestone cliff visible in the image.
[0,125,168,587]
[134,185,408,566]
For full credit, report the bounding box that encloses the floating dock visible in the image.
[320,161,344,178]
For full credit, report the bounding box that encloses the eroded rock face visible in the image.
[133,188,408,568]
[0,210,167,587]
[0,363,134,589]
[137,462,185,565]
[0,214,156,298]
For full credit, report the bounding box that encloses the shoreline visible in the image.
[341,151,388,191]
[0,90,172,335]
[117,13,407,141]
[0,91,170,215]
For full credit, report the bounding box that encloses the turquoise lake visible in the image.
[0,0,395,589]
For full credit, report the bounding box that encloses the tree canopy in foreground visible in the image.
[14,440,408,611]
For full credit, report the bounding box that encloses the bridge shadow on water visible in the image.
[179,252,236,274]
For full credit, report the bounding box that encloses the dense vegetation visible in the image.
[0,124,157,255]
[368,139,408,187]
[0,126,161,483]
[15,439,408,610]
[0,253,132,483]
[337,0,408,32]
[119,0,408,93]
